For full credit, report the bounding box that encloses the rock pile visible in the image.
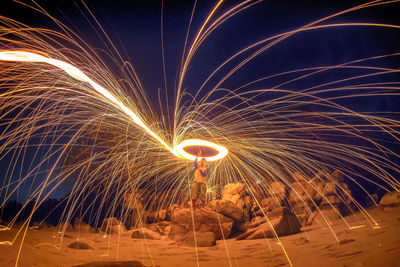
[122,171,354,245]
[207,183,251,232]
[167,208,233,247]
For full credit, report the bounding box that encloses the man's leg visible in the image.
[191,182,197,209]
[200,183,207,208]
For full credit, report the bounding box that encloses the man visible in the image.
[192,154,209,209]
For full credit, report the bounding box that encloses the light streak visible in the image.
[0,50,228,162]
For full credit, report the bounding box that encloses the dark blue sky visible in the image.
[3,0,399,109]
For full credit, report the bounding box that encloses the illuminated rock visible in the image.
[308,206,342,225]
[380,191,400,208]
[131,227,161,240]
[168,208,233,242]
[237,207,301,240]
[101,217,126,235]
[222,183,246,204]
[179,231,217,247]
[269,182,286,205]
[68,241,93,250]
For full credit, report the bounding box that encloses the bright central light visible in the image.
[174,139,228,162]
[0,50,228,162]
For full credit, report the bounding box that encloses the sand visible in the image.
[1,206,399,267]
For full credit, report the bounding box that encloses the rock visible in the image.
[168,208,233,241]
[288,177,317,206]
[236,207,301,240]
[309,179,325,203]
[250,216,267,228]
[131,228,161,240]
[68,241,93,250]
[101,217,126,235]
[269,182,286,205]
[206,199,219,211]
[166,204,179,220]
[380,191,400,208]
[222,183,246,197]
[320,194,342,206]
[215,200,243,222]
[179,231,216,247]
[145,223,163,235]
[147,209,167,223]
[73,218,94,233]
[322,182,337,196]
[260,197,281,211]
[222,183,246,204]
[309,206,342,225]
[208,199,250,232]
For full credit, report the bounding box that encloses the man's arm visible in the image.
[194,157,198,169]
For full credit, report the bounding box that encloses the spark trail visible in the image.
[0,50,228,162]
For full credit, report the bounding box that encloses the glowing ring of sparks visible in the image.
[0,50,228,162]
[174,139,228,162]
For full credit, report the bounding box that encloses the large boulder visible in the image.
[168,208,233,242]
[222,183,246,204]
[214,200,243,222]
[131,228,161,240]
[308,206,342,225]
[260,197,281,211]
[380,191,400,209]
[269,182,286,205]
[237,207,301,240]
[217,199,250,232]
[101,217,126,235]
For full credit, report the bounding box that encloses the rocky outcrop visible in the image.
[269,182,286,205]
[222,183,246,204]
[168,208,233,245]
[207,199,250,232]
[237,207,301,240]
[101,217,126,235]
[380,191,400,209]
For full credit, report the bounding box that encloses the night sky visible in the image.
[1,0,400,201]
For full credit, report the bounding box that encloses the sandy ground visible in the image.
[1,206,400,267]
